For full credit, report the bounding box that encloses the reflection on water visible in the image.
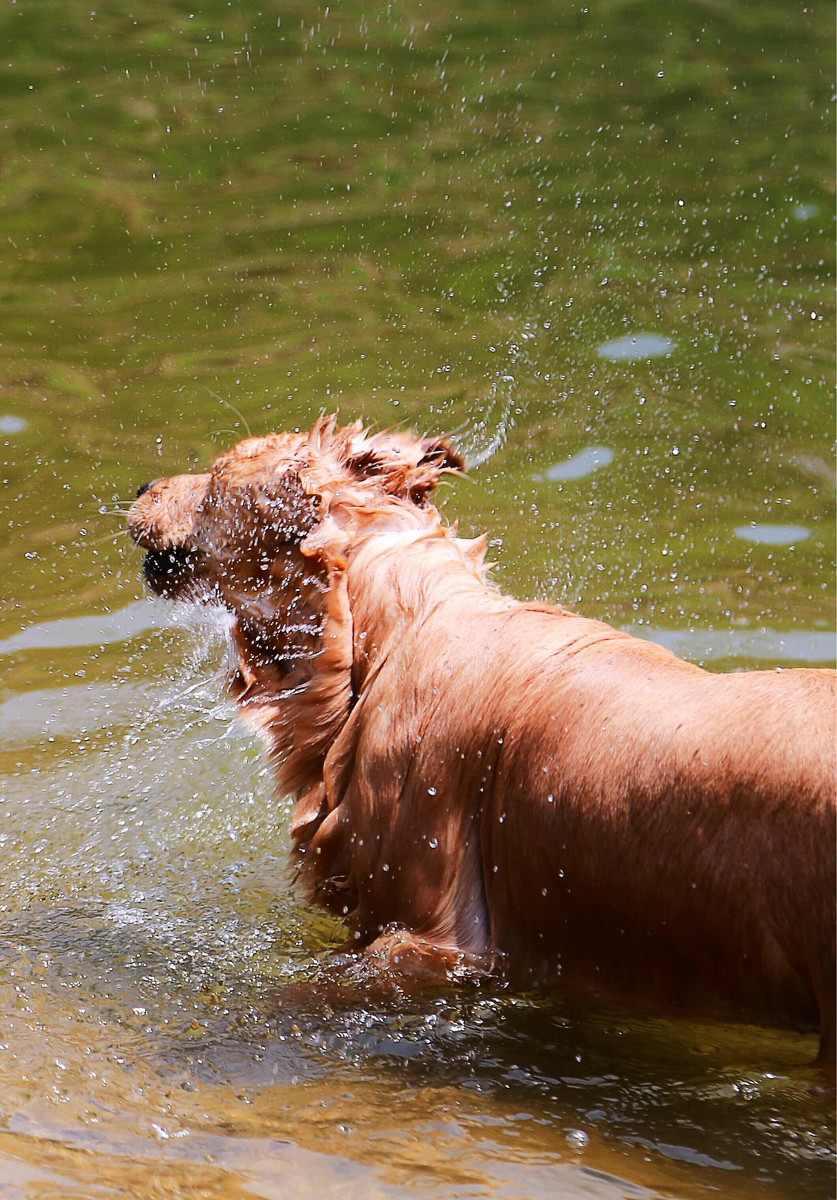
[0,598,178,654]
[539,446,615,482]
[0,0,834,1194]
[596,334,674,362]
[629,625,836,665]
[735,524,812,546]
[0,414,28,434]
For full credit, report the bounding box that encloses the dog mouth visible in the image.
[143,545,202,599]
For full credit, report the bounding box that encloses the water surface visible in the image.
[0,0,834,1196]
[597,334,673,362]
[734,523,811,546]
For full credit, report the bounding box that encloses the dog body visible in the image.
[129,418,836,1058]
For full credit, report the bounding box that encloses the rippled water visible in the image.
[0,0,834,1196]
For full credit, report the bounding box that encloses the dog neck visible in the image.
[229,506,489,805]
[344,524,491,695]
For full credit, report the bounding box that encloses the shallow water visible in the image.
[0,0,834,1196]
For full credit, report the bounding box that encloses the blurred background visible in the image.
[0,2,833,1198]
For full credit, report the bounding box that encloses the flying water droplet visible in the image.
[566,1129,589,1150]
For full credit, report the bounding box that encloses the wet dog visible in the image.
[129,416,836,1059]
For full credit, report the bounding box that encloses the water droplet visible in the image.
[428,837,439,849]
[566,1128,589,1150]
[427,786,437,796]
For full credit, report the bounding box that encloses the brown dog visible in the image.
[128,416,836,1059]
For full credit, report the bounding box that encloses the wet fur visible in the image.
[129,416,836,1060]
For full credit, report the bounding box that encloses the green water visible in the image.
[0,1,834,1197]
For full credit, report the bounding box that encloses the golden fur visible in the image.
[129,415,836,1060]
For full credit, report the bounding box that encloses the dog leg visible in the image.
[344,926,498,991]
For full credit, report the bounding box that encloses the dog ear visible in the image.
[417,436,466,474]
[344,431,465,501]
[255,467,321,542]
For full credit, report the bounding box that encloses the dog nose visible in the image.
[135,480,156,498]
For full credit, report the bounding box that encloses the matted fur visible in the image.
[129,415,836,1060]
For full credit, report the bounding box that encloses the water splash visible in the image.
[458,375,517,469]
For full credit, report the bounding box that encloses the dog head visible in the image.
[128,415,463,670]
